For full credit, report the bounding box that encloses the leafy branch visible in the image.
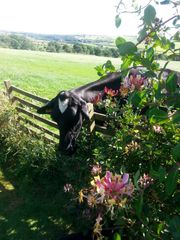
[136,15,180,46]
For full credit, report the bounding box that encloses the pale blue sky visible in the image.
[0,0,178,36]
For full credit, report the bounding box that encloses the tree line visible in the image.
[0,34,120,58]
[0,34,179,60]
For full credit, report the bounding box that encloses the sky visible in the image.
[0,0,179,36]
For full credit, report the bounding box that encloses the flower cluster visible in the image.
[80,171,134,207]
[104,86,119,97]
[91,164,102,176]
[138,174,154,189]
[90,93,103,104]
[90,73,148,105]
[120,74,148,94]
[64,183,73,192]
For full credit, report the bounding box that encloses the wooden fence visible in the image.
[4,80,113,142]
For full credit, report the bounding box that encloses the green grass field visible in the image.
[0,48,120,98]
[0,47,179,99]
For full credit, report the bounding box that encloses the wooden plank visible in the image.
[95,125,114,136]
[12,96,40,110]
[11,85,49,103]
[18,116,59,139]
[22,124,57,144]
[94,112,112,122]
[16,107,58,129]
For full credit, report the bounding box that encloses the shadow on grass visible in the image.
[0,166,77,240]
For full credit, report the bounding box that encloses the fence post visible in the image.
[87,103,95,133]
[4,80,13,100]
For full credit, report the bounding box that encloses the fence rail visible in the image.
[4,80,113,142]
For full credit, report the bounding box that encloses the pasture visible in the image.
[0,48,120,98]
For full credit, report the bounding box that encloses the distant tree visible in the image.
[86,45,95,55]
[109,48,120,58]
[94,46,102,56]
[47,41,61,52]
[73,43,83,53]
[102,47,112,57]
[62,44,72,53]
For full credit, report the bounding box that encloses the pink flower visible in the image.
[64,183,73,192]
[121,74,147,92]
[104,86,119,97]
[94,171,134,203]
[90,93,102,104]
[119,86,129,97]
[91,164,102,176]
[138,174,154,189]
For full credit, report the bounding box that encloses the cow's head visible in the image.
[37,91,90,154]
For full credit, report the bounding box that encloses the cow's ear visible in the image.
[37,98,55,114]
[80,100,90,120]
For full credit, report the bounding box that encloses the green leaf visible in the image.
[115,37,126,48]
[138,28,147,42]
[134,169,140,190]
[135,194,143,218]
[166,94,180,108]
[117,42,137,56]
[128,91,141,107]
[147,107,168,124]
[115,15,121,28]
[144,5,156,25]
[172,144,180,161]
[160,0,170,5]
[158,167,166,183]
[172,111,180,124]
[154,82,163,100]
[150,168,160,180]
[157,222,165,235]
[113,232,121,240]
[165,165,178,198]
[146,47,154,63]
[166,72,177,94]
[121,57,132,70]
[169,216,180,240]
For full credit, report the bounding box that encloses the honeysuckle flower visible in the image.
[125,141,140,153]
[153,125,163,133]
[79,190,85,203]
[64,183,73,192]
[119,86,129,97]
[91,164,102,176]
[121,74,147,92]
[129,74,145,90]
[93,171,134,205]
[87,194,96,207]
[93,214,103,240]
[123,76,131,88]
[104,86,119,97]
[138,174,154,189]
[90,93,102,104]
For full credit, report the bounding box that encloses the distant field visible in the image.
[0,48,179,99]
[0,48,120,98]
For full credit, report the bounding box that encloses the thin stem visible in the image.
[116,0,153,14]
[136,15,179,47]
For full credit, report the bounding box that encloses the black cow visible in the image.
[37,69,179,154]
[37,72,122,154]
